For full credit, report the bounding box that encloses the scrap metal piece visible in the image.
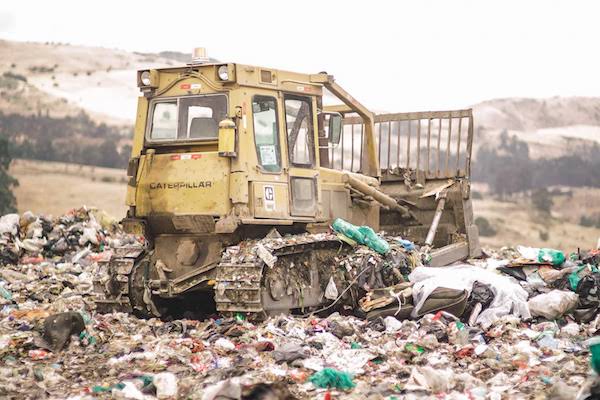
[425,190,448,247]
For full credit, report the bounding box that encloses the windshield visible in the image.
[148,95,227,141]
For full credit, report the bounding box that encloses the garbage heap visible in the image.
[0,209,600,399]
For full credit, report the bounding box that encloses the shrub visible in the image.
[2,71,27,83]
[580,215,595,227]
[0,137,18,213]
[475,217,497,237]
[531,188,553,213]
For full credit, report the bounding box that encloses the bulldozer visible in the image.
[94,49,481,318]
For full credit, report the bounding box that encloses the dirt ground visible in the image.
[10,159,128,218]
[473,184,600,252]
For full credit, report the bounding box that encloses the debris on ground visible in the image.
[1,208,600,398]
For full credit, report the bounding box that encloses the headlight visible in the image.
[217,65,229,81]
[140,71,152,86]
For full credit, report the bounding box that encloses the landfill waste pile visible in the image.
[1,209,600,399]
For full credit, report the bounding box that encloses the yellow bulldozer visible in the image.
[94,49,481,318]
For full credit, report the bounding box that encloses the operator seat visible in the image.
[189,117,218,138]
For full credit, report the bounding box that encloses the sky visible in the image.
[1,0,599,111]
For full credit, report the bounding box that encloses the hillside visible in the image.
[474,97,600,131]
[0,39,173,124]
[473,97,600,159]
[1,39,599,159]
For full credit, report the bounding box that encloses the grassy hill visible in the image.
[0,39,173,123]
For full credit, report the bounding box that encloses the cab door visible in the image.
[282,94,319,218]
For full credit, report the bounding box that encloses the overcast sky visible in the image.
[1,0,598,111]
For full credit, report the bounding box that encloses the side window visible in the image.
[284,96,315,167]
[150,102,177,139]
[252,96,281,172]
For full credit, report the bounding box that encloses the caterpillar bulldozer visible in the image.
[93,49,481,318]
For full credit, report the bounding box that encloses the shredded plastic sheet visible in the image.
[309,368,355,389]
[528,290,579,319]
[409,264,531,327]
[0,214,19,236]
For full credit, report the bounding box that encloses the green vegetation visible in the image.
[580,215,600,229]
[531,188,554,214]
[475,216,497,237]
[0,136,18,213]
[1,111,131,169]
[471,191,483,200]
[474,131,600,195]
[28,65,56,74]
[2,71,27,83]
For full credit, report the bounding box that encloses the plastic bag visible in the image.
[517,245,540,261]
[357,225,390,254]
[528,290,578,319]
[517,246,565,266]
[309,368,355,390]
[405,366,454,393]
[409,264,531,328]
[384,316,402,333]
[538,248,566,266]
[568,264,599,290]
[587,337,600,374]
[325,277,339,300]
[332,218,364,244]
[332,218,389,254]
[0,214,19,236]
[154,372,178,399]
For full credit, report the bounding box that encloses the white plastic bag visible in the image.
[528,290,578,319]
[409,264,531,328]
[517,245,540,261]
[0,214,19,236]
[79,227,99,246]
[154,372,178,399]
[384,316,403,332]
[324,276,338,300]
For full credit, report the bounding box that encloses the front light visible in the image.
[217,65,229,81]
[140,71,152,86]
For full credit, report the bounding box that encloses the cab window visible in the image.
[284,95,315,167]
[150,102,177,139]
[252,96,281,172]
[148,95,227,141]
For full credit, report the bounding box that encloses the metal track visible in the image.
[93,245,145,314]
[214,235,346,314]
[95,235,347,316]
